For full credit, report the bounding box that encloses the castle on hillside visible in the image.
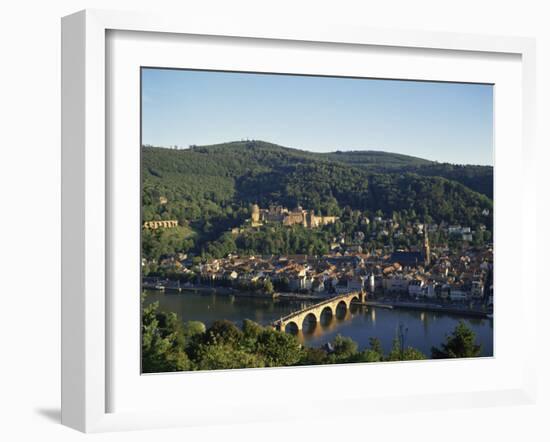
[251,204,338,229]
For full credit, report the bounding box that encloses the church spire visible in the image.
[423,228,431,266]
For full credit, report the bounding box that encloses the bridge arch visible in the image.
[302,312,318,332]
[284,321,300,334]
[335,300,348,317]
[320,305,334,322]
[319,305,336,325]
[349,295,361,312]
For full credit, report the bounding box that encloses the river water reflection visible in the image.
[144,290,493,357]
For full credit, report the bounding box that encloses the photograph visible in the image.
[140,68,494,373]
[1,1,545,439]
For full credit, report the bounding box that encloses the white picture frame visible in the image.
[61,9,537,433]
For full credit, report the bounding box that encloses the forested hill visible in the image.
[142,140,493,229]
[326,151,493,199]
[326,150,433,169]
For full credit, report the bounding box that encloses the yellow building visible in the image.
[252,204,338,229]
[143,220,178,229]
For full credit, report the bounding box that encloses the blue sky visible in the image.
[141,68,493,166]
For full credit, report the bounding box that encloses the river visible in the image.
[143,290,493,357]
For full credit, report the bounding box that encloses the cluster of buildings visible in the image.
[363,216,488,244]
[250,204,338,229]
[141,206,493,305]
[153,235,493,304]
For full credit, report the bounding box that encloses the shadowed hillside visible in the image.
[141,140,492,259]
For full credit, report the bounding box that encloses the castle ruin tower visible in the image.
[251,204,261,224]
[306,209,317,228]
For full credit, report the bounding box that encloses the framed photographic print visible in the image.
[61,9,537,432]
[139,68,494,370]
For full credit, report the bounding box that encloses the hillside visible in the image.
[141,140,493,260]
[326,151,493,198]
[326,150,433,169]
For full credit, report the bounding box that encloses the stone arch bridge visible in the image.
[273,291,366,332]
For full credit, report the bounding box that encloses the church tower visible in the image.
[423,229,431,266]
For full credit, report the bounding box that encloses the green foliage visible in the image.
[326,150,433,169]
[263,279,274,295]
[386,336,427,361]
[327,151,493,198]
[431,321,482,359]
[202,320,244,346]
[356,349,384,363]
[401,347,427,361]
[365,173,492,227]
[254,328,304,367]
[182,320,206,338]
[386,337,403,362]
[194,344,265,370]
[242,319,263,338]
[141,299,481,373]
[142,225,196,262]
[141,141,493,261]
[141,301,191,373]
[300,347,329,365]
[368,337,384,355]
[232,224,332,257]
[410,164,493,199]
[348,337,384,363]
[185,319,303,370]
[329,334,359,363]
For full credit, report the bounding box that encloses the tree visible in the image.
[386,333,426,361]
[141,301,191,373]
[329,334,358,363]
[386,337,404,362]
[349,337,384,363]
[356,349,383,363]
[242,319,263,338]
[263,279,274,295]
[300,347,329,365]
[182,320,206,338]
[401,347,426,361]
[368,337,383,355]
[254,328,303,367]
[194,344,264,370]
[241,319,264,352]
[203,320,243,346]
[431,321,482,358]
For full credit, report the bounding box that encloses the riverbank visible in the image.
[143,289,494,356]
[364,300,491,318]
[172,286,276,298]
[145,283,492,319]
[144,279,331,301]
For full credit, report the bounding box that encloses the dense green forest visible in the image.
[141,140,493,261]
[325,151,493,198]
